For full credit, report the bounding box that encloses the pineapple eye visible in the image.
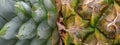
[77,6,82,12]
[106,25,116,39]
[107,25,117,32]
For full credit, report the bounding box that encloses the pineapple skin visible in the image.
[0,0,59,45]
[0,0,120,45]
[57,0,120,45]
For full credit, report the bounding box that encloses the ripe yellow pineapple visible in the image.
[57,0,120,45]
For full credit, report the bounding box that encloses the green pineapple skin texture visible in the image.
[0,0,59,45]
[0,0,120,45]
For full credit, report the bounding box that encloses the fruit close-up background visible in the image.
[0,0,120,45]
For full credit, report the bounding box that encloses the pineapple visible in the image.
[57,0,120,45]
[0,0,120,45]
[0,0,59,45]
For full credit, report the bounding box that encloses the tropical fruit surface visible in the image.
[0,0,120,45]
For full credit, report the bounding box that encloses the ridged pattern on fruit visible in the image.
[0,0,59,45]
[58,0,120,45]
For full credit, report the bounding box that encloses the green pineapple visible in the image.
[0,0,59,45]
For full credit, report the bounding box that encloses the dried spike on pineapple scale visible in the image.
[106,2,120,34]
